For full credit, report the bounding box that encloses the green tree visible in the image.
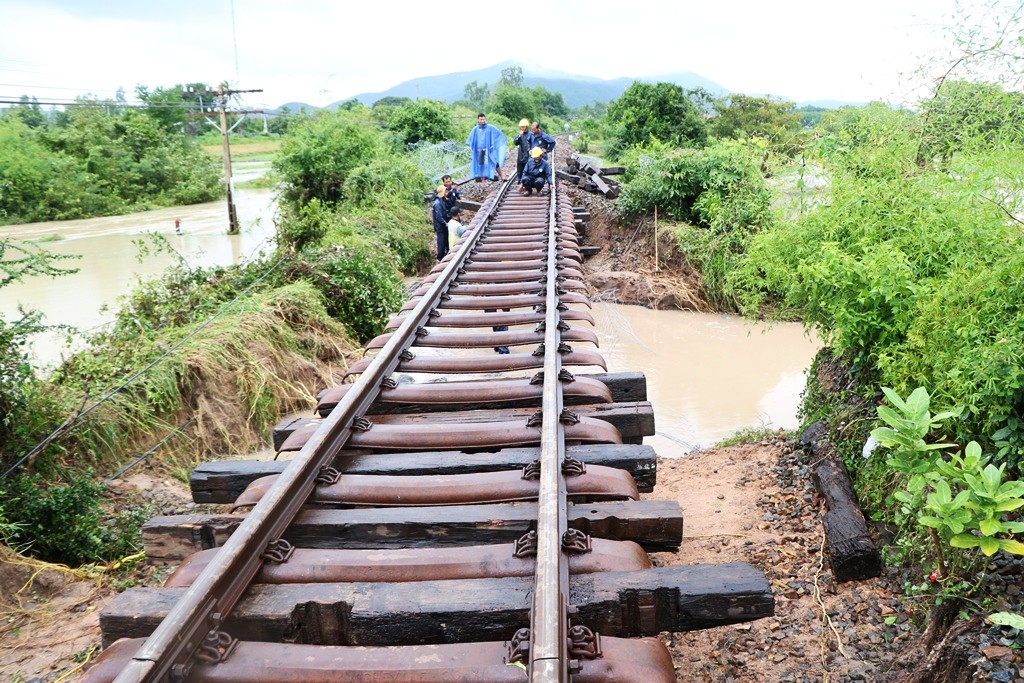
[710,94,802,146]
[795,105,829,128]
[7,95,46,128]
[606,82,708,155]
[490,87,537,124]
[530,87,569,119]
[685,87,718,117]
[387,99,454,145]
[917,79,1024,165]
[462,81,490,111]
[135,84,190,133]
[499,66,524,90]
[274,110,383,205]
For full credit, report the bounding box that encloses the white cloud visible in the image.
[0,0,981,108]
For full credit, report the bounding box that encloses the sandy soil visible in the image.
[1,439,922,683]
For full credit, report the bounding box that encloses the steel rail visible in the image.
[112,180,516,683]
[530,183,570,683]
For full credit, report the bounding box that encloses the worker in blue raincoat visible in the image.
[466,113,507,182]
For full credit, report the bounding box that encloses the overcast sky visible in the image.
[0,0,994,110]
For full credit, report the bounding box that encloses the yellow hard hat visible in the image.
[519,118,529,127]
[529,146,544,158]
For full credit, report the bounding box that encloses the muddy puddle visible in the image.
[591,302,820,456]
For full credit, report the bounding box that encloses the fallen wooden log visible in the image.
[593,174,620,199]
[556,170,580,184]
[190,442,659,503]
[100,564,773,647]
[811,456,883,581]
[581,246,602,258]
[142,499,683,563]
[802,423,882,582]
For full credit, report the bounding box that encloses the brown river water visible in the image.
[0,177,819,454]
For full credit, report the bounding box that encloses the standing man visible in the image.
[466,113,507,182]
[441,174,460,219]
[432,185,450,260]
[530,121,556,158]
[512,118,533,188]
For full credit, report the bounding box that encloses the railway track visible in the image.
[82,178,774,683]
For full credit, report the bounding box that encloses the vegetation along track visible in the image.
[81,177,774,683]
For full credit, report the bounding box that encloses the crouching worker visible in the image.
[520,146,553,196]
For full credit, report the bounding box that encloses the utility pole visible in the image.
[192,85,263,234]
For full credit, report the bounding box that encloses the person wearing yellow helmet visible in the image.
[512,118,533,190]
[520,146,553,196]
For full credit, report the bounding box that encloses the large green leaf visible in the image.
[950,533,982,549]
[978,516,1002,536]
[998,538,1024,555]
[979,535,1000,556]
[989,612,1024,629]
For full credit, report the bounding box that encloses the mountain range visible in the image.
[271,61,852,113]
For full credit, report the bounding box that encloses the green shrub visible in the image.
[302,247,404,343]
[0,470,105,565]
[620,139,772,309]
[274,110,382,206]
[387,99,455,146]
[606,82,708,157]
[343,156,430,208]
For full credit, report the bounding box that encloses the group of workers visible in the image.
[428,113,559,355]
[433,113,557,260]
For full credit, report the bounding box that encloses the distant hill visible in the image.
[328,61,730,109]
[268,101,320,115]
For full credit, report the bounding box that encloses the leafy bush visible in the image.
[387,99,455,145]
[870,387,1024,581]
[303,247,404,342]
[743,100,1024,466]
[620,140,772,309]
[606,82,708,157]
[814,103,918,179]
[0,470,105,565]
[0,108,221,225]
[343,155,430,207]
[919,80,1024,165]
[0,469,157,566]
[274,110,382,206]
[710,93,804,155]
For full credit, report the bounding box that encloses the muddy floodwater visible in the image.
[0,183,276,369]
[591,302,820,456]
